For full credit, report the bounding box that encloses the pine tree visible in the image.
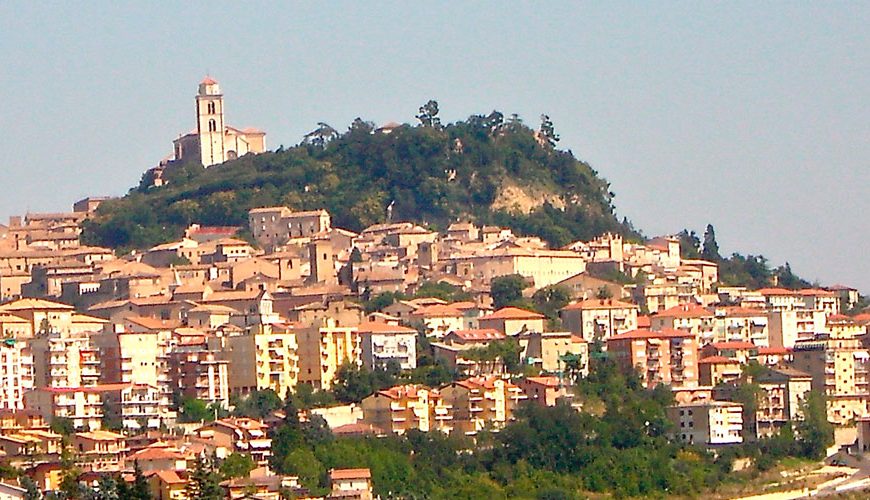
[130,461,152,500]
[538,114,560,147]
[701,223,721,262]
[186,455,223,500]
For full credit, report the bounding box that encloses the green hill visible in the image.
[82,111,637,251]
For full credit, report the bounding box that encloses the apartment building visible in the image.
[222,324,299,397]
[559,298,639,342]
[606,329,699,389]
[296,320,361,390]
[650,304,714,344]
[248,207,331,247]
[0,338,34,410]
[768,309,829,347]
[755,367,812,438]
[667,401,743,446]
[478,307,546,336]
[361,384,453,434]
[440,376,525,435]
[357,322,417,371]
[712,307,769,345]
[791,331,870,425]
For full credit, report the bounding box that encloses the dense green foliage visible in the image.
[679,224,813,289]
[266,356,743,498]
[83,111,632,251]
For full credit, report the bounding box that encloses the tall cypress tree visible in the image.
[701,223,721,262]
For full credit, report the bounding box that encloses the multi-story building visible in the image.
[408,304,465,338]
[356,322,417,371]
[518,331,588,376]
[758,288,806,311]
[606,329,699,390]
[667,401,743,446]
[712,307,770,346]
[360,384,452,434]
[650,304,715,344]
[194,418,272,466]
[519,376,568,407]
[791,330,870,425]
[440,376,525,435]
[248,207,330,247]
[296,320,360,390]
[798,289,840,315]
[559,299,639,343]
[755,367,812,438]
[167,344,230,409]
[222,324,299,398]
[0,338,34,410]
[768,309,829,347]
[478,307,546,336]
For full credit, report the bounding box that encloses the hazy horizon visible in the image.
[1,2,867,292]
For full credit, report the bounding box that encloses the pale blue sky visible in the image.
[0,2,867,291]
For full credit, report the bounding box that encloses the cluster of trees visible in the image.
[83,106,633,252]
[262,355,751,498]
[678,224,813,290]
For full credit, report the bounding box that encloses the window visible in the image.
[208,119,217,132]
[207,101,216,114]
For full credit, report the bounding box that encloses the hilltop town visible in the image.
[0,79,867,499]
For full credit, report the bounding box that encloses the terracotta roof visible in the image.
[709,341,757,350]
[797,288,836,297]
[483,307,545,320]
[129,445,186,461]
[720,306,767,317]
[757,346,790,355]
[125,316,182,331]
[524,376,560,387]
[0,298,74,311]
[150,469,186,484]
[200,76,218,85]
[411,304,463,318]
[330,468,371,480]
[698,356,739,365]
[561,299,637,311]
[756,287,799,296]
[637,315,651,328]
[447,329,505,341]
[356,322,417,334]
[607,328,694,340]
[653,304,712,319]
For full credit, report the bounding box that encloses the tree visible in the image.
[220,453,256,480]
[50,417,75,436]
[490,274,528,309]
[302,122,339,149]
[701,224,721,262]
[280,448,324,491]
[179,398,214,423]
[595,286,613,300]
[130,461,152,500]
[21,475,41,500]
[796,391,834,459]
[416,100,441,128]
[333,363,375,403]
[186,456,223,500]
[676,229,701,259]
[532,285,571,322]
[538,114,559,147]
[232,389,282,419]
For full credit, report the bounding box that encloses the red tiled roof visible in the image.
[653,304,712,319]
[330,468,371,480]
[710,341,757,350]
[561,299,637,311]
[200,76,218,85]
[756,287,798,296]
[524,376,560,387]
[356,322,417,334]
[698,356,739,364]
[637,315,651,328]
[720,306,767,317]
[483,307,545,320]
[607,328,694,340]
[410,304,463,318]
[448,329,505,341]
[757,346,790,355]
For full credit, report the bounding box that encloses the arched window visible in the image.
[207,101,216,114]
[209,119,217,132]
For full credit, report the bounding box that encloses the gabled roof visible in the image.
[653,304,712,319]
[607,328,694,341]
[524,376,560,387]
[482,307,545,320]
[709,341,757,350]
[411,304,463,318]
[356,322,417,334]
[561,299,637,311]
[330,468,371,480]
[0,298,74,311]
[447,329,505,341]
[756,287,799,296]
[698,356,739,365]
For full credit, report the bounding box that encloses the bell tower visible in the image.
[196,76,226,167]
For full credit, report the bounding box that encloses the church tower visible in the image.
[196,76,226,167]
